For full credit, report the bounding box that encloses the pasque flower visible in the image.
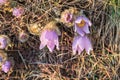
[0,35,10,49]
[72,35,93,55]
[74,16,92,36]
[13,7,24,17]
[39,21,60,52]
[2,60,11,73]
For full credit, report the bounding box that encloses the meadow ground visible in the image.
[0,0,120,80]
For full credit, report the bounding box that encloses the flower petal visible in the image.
[72,36,79,55]
[39,43,46,50]
[77,47,83,55]
[82,24,90,34]
[83,17,92,26]
[45,30,58,41]
[75,16,82,23]
[39,30,48,50]
[84,36,93,54]
[75,25,85,36]
[78,36,85,51]
[47,41,55,52]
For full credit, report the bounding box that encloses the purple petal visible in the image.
[74,25,85,36]
[2,61,11,73]
[82,24,90,34]
[72,36,84,55]
[77,47,83,55]
[83,36,93,54]
[47,41,55,52]
[77,36,85,51]
[45,30,58,41]
[72,36,79,55]
[39,43,46,50]
[40,30,59,52]
[75,16,82,23]
[39,30,48,50]
[82,16,92,26]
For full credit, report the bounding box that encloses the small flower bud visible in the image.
[18,31,29,43]
[0,35,10,49]
[12,7,24,17]
[28,23,42,35]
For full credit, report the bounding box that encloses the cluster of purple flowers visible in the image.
[40,8,93,55]
[72,16,93,55]
[0,0,93,73]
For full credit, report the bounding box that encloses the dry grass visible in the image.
[0,0,120,80]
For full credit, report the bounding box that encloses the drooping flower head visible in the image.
[39,21,61,52]
[0,0,7,5]
[0,35,10,49]
[74,16,92,36]
[2,60,11,73]
[13,7,24,17]
[18,31,29,43]
[72,35,93,55]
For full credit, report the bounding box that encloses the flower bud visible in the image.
[0,35,10,49]
[18,31,29,43]
[12,7,24,17]
[28,23,42,35]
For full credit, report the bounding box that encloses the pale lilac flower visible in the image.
[2,61,11,73]
[74,16,92,36]
[13,7,24,17]
[0,36,7,49]
[72,35,93,55]
[39,30,59,52]
[0,0,7,5]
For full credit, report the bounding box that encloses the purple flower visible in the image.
[72,35,93,55]
[0,0,7,5]
[13,7,24,17]
[2,61,11,73]
[39,30,59,52]
[74,16,92,36]
[0,36,7,49]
